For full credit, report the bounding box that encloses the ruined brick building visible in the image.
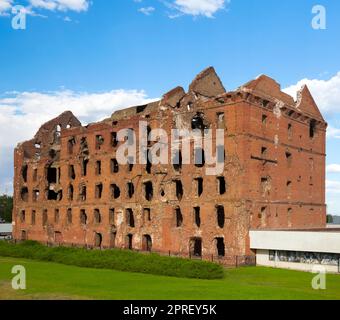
[12,67,327,261]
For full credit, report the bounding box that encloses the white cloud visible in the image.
[327,164,340,174]
[326,180,340,194]
[327,125,340,139]
[29,0,89,12]
[283,72,340,115]
[0,0,12,15]
[169,0,227,18]
[139,6,155,15]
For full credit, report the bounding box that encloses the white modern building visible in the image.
[250,229,340,273]
[0,223,12,240]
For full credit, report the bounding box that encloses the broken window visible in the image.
[94,160,101,175]
[109,208,115,225]
[20,210,26,223]
[95,135,104,150]
[194,148,205,167]
[67,209,72,224]
[173,150,182,172]
[54,209,60,224]
[54,125,62,143]
[216,205,225,228]
[94,209,102,224]
[95,233,102,248]
[285,152,292,168]
[21,187,29,202]
[42,209,48,226]
[144,208,151,223]
[195,177,203,197]
[190,237,202,257]
[217,177,226,195]
[69,165,76,180]
[47,166,57,184]
[80,209,87,225]
[22,165,28,183]
[95,183,103,199]
[68,137,76,155]
[309,119,317,139]
[126,234,133,250]
[191,113,205,130]
[126,209,135,227]
[215,238,225,257]
[175,207,183,227]
[80,185,87,201]
[217,112,225,129]
[110,184,120,199]
[142,235,152,252]
[194,207,201,228]
[33,168,38,182]
[144,181,153,201]
[81,158,89,176]
[80,137,89,155]
[47,189,59,201]
[174,180,183,201]
[127,182,135,199]
[31,210,36,225]
[111,132,118,147]
[68,184,74,201]
[32,189,39,202]
[111,158,119,173]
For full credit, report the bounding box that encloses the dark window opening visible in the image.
[175,207,183,227]
[127,182,135,199]
[126,234,133,250]
[67,209,72,224]
[68,184,74,201]
[285,152,292,168]
[310,119,317,138]
[95,135,104,150]
[137,104,148,113]
[160,188,165,197]
[262,114,268,125]
[54,209,60,224]
[191,113,205,130]
[261,147,267,158]
[287,180,292,193]
[111,132,118,147]
[21,230,27,241]
[95,233,102,247]
[47,167,57,184]
[173,150,182,172]
[81,158,89,176]
[21,187,29,202]
[95,183,103,199]
[42,210,48,226]
[109,208,115,225]
[22,165,28,182]
[128,163,134,172]
[69,165,76,179]
[144,208,151,222]
[20,210,26,223]
[94,209,102,224]
[68,137,76,155]
[80,210,87,225]
[95,161,102,175]
[217,177,226,195]
[47,190,58,201]
[80,185,87,201]
[190,237,202,257]
[216,238,225,257]
[110,184,120,199]
[216,205,225,228]
[126,209,135,228]
[195,148,205,167]
[144,181,153,201]
[195,177,203,197]
[146,156,152,174]
[111,158,119,173]
[142,235,152,252]
[174,180,183,201]
[31,210,36,225]
[194,207,201,228]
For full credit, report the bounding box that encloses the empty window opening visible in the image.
[109,208,115,225]
[191,113,205,130]
[146,156,152,174]
[67,209,72,224]
[190,238,202,257]
[126,234,133,250]
[160,188,165,197]
[175,207,183,227]
[173,150,182,172]
[111,158,119,173]
[216,238,225,257]
[33,189,39,202]
[126,209,135,227]
[194,207,201,228]
[137,104,148,113]
[54,209,60,224]
[217,177,226,195]
[195,177,203,197]
[142,235,152,252]
[42,210,48,226]
[80,185,87,201]
[95,183,103,199]
[285,152,292,168]
[95,135,104,150]
[111,132,118,147]
[94,209,102,224]
[33,168,38,182]
[80,210,87,225]
[95,161,102,175]
[144,208,151,223]
[95,233,102,248]
[216,205,225,228]
[81,158,89,176]
[261,177,271,196]
[194,148,205,167]
[31,210,36,225]
[261,147,268,158]
[47,190,59,201]
[217,112,225,129]
[128,163,134,172]
[262,114,268,125]
[20,187,28,202]
[173,180,183,201]
[47,166,57,184]
[22,165,28,182]
[20,210,26,223]
[144,181,153,201]
[110,184,120,199]
[309,119,317,138]
[80,137,89,156]
[68,184,74,201]
[68,138,76,155]
[69,165,76,179]
[127,182,135,199]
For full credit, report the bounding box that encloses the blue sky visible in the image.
[0,0,340,214]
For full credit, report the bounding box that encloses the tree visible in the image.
[0,195,13,223]
[326,214,334,224]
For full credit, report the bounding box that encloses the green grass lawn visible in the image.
[0,257,340,300]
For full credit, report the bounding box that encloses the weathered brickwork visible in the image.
[12,67,327,260]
